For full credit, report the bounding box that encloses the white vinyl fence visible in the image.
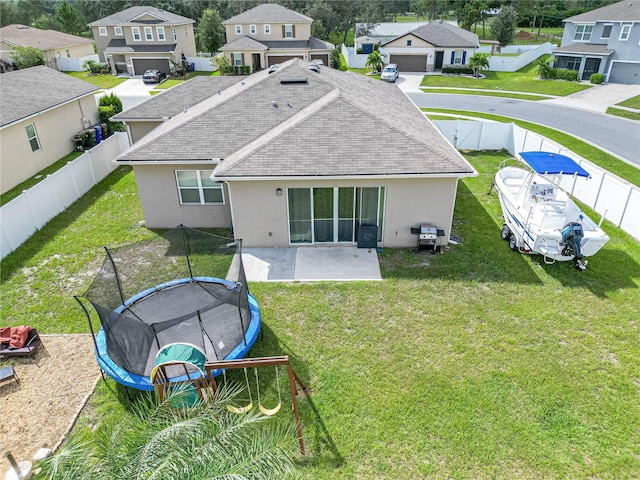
[432,120,640,241]
[185,54,217,72]
[0,132,130,260]
[484,43,554,72]
[56,54,100,72]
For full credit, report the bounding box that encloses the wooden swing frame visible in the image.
[204,356,308,454]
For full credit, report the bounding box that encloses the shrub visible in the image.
[330,47,342,70]
[98,92,123,114]
[590,73,605,84]
[549,68,579,81]
[98,105,116,124]
[442,66,474,75]
[83,59,108,75]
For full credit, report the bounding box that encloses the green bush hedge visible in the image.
[442,66,474,75]
[548,68,579,81]
[590,73,605,84]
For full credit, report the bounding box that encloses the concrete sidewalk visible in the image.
[242,246,382,282]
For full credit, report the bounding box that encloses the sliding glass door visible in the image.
[287,186,385,244]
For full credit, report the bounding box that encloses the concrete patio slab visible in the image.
[242,246,382,282]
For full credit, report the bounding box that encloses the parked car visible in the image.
[142,69,167,84]
[380,64,399,83]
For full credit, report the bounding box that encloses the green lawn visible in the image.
[66,71,127,89]
[153,70,220,90]
[421,88,551,101]
[606,107,640,121]
[1,150,639,478]
[421,57,592,97]
[617,95,640,109]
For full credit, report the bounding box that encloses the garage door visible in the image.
[267,55,303,66]
[390,55,427,72]
[310,54,329,66]
[132,58,171,75]
[609,62,640,84]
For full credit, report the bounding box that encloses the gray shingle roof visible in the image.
[0,24,93,50]
[0,66,98,128]
[356,22,428,37]
[222,3,312,24]
[565,0,640,22]
[220,36,269,51]
[117,59,474,178]
[88,7,194,27]
[383,20,479,48]
[222,37,334,51]
[104,38,177,53]
[552,43,614,55]
[112,76,246,121]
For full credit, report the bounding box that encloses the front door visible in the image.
[582,57,601,80]
[287,187,385,244]
[251,53,261,72]
[435,51,444,70]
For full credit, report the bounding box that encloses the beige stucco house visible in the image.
[88,6,196,75]
[0,66,99,194]
[0,24,95,71]
[114,59,476,248]
[220,3,334,72]
[381,21,479,72]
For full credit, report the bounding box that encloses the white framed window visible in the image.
[566,56,581,70]
[173,27,177,41]
[144,27,153,41]
[453,50,464,64]
[235,25,242,35]
[601,24,612,39]
[156,26,165,41]
[25,124,40,152]
[250,24,256,35]
[132,27,141,41]
[264,24,271,34]
[233,52,242,67]
[114,26,123,36]
[407,39,412,46]
[574,24,593,41]
[176,170,224,205]
[619,24,631,40]
[284,24,293,38]
[98,26,108,36]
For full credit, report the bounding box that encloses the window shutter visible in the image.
[292,25,296,38]
[242,53,245,66]
[450,51,455,64]
[462,51,466,64]
[282,25,285,37]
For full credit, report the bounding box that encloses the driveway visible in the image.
[242,246,382,282]
[96,77,155,110]
[541,82,640,113]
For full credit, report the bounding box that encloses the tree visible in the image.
[535,57,552,79]
[36,384,299,480]
[491,5,518,47]
[9,46,44,69]
[55,0,85,35]
[468,53,489,77]
[330,46,342,70]
[365,50,384,73]
[196,8,225,54]
[457,0,487,32]
[212,53,232,75]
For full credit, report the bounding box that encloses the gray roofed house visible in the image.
[220,3,334,73]
[88,6,196,76]
[552,0,640,83]
[0,24,96,71]
[0,66,100,194]
[114,59,476,248]
[380,21,479,72]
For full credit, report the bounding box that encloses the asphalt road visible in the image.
[407,93,640,167]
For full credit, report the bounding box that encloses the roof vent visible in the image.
[308,64,320,73]
[280,78,308,84]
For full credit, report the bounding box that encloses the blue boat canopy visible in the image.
[519,152,590,178]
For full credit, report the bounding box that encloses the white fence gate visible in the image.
[433,120,640,241]
[0,132,130,260]
[56,54,100,72]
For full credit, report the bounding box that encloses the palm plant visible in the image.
[536,57,552,79]
[36,383,299,480]
[469,53,489,78]
[365,50,384,73]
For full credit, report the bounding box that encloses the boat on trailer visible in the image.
[494,151,609,270]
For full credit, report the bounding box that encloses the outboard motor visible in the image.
[561,222,586,270]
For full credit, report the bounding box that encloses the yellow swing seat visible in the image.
[227,402,253,414]
[259,403,281,416]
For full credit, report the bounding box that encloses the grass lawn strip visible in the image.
[421,87,552,101]
[605,107,640,121]
[616,94,640,109]
[66,71,127,89]
[422,108,640,188]
[1,154,639,478]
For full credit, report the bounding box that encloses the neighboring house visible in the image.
[552,0,640,83]
[0,24,95,71]
[381,21,479,72]
[354,21,456,53]
[88,6,196,76]
[114,59,476,248]
[112,76,246,143]
[220,3,334,72]
[0,66,99,194]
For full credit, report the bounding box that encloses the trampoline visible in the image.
[76,226,261,391]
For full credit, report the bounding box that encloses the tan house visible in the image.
[88,6,196,75]
[220,3,334,72]
[0,24,95,71]
[114,59,476,248]
[0,66,99,194]
[381,21,479,72]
